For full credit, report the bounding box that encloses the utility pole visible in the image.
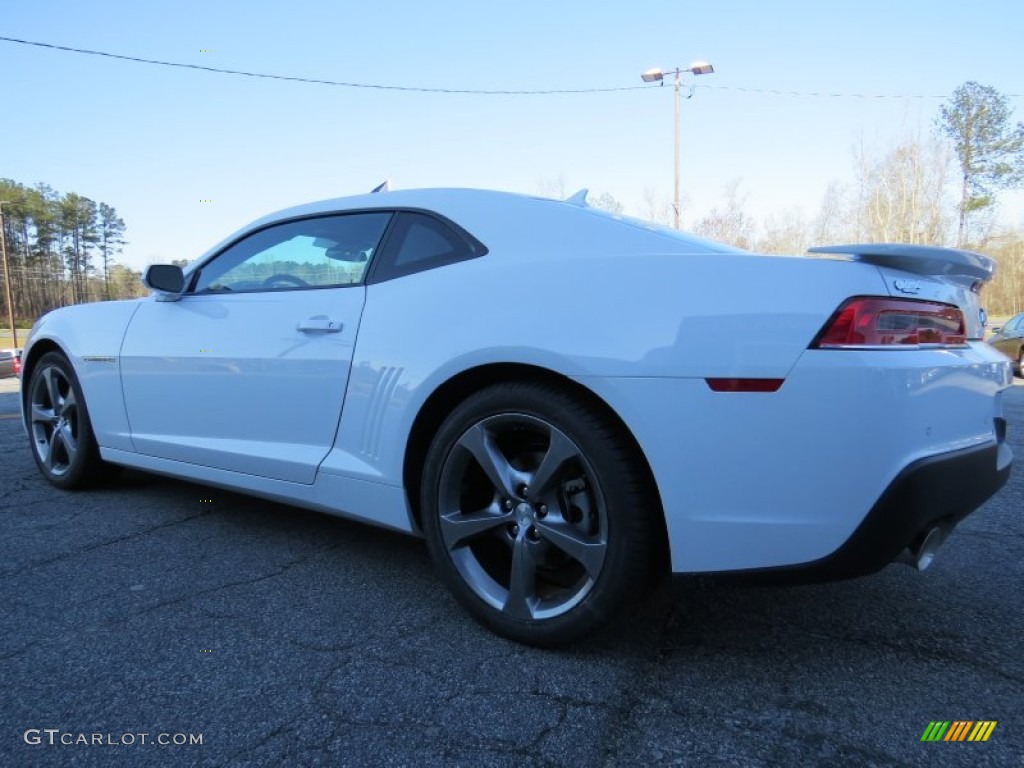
[673,68,682,230]
[641,61,715,229]
[0,201,19,348]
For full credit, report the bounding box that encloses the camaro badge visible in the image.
[893,278,922,295]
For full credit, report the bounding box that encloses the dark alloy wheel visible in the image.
[421,381,659,646]
[26,351,109,489]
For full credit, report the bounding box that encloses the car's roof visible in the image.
[187,188,746,270]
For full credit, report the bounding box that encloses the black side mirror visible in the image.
[143,265,185,300]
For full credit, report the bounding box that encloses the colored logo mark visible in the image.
[920,721,997,742]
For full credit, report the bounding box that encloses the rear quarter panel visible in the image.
[323,249,890,491]
[581,343,1011,571]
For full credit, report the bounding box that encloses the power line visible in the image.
[5,35,1021,100]
[0,36,647,95]
[700,84,1013,99]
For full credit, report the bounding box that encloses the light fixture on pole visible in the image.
[641,60,715,229]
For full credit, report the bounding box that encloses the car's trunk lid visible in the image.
[808,244,996,340]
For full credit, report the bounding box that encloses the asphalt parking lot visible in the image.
[1,375,1021,768]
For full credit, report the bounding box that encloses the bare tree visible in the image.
[589,192,625,215]
[984,228,1024,317]
[811,180,854,245]
[758,208,810,254]
[535,175,568,200]
[692,179,755,249]
[641,185,674,226]
[855,136,951,244]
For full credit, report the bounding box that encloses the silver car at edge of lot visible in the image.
[0,348,21,378]
[988,312,1024,376]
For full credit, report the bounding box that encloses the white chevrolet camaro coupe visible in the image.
[20,188,1014,645]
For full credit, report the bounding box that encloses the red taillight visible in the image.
[812,297,966,349]
[13,358,20,376]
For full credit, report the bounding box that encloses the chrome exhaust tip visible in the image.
[897,526,946,571]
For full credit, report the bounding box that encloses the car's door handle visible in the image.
[297,315,343,333]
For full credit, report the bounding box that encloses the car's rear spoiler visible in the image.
[808,243,995,284]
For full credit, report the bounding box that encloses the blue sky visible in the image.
[2,0,1022,269]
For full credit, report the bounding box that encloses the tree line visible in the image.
[0,179,144,326]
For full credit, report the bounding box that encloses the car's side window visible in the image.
[370,211,486,283]
[192,212,393,294]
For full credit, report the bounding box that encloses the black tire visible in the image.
[1017,348,1023,378]
[25,351,112,489]
[421,381,659,646]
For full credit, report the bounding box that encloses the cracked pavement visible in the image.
[1,377,1022,767]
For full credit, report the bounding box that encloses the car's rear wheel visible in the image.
[27,352,109,489]
[1017,348,1023,378]
[421,381,658,646]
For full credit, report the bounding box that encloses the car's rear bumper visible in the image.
[732,434,1012,583]
[579,342,1015,574]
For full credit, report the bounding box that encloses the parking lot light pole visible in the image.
[0,201,19,348]
[641,61,715,229]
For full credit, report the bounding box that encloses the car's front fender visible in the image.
[22,300,143,451]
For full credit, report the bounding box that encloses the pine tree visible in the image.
[938,82,1024,246]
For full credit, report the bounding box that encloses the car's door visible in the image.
[1011,314,1024,359]
[120,211,393,484]
[991,314,1022,358]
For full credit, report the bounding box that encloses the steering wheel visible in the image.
[261,274,309,289]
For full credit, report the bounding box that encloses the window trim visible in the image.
[185,211,396,295]
[365,208,488,285]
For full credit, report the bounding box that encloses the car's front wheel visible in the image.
[421,381,659,646]
[27,351,109,489]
